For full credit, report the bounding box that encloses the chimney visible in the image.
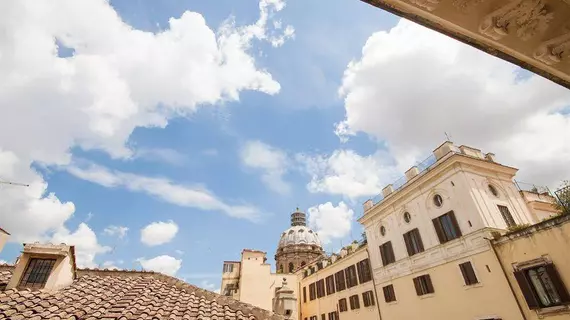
[0,228,10,255]
[382,184,394,198]
[405,166,420,181]
[459,145,484,159]
[433,141,460,160]
[7,243,76,291]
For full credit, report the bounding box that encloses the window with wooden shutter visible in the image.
[325,275,335,295]
[321,314,325,320]
[432,211,462,244]
[345,265,358,288]
[514,263,570,309]
[383,284,396,302]
[357,259,372,283]
[403,228,424,256]
[362,290,376,307]
[459,262,479,285]
[338,298,348,312]
[316,279,325,298]
[413,274,434,296]
[328,311,339,320]
[349,294,360,310]
[379,241,396,266]
[335,270,346,292]
[497,205,516,228]
[309,283,317,301]
[303,286,307,303]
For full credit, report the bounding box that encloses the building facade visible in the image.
[297,242,380,320]
[493,214,570,319]
[359,141,562,320]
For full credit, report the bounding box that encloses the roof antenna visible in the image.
[0,179,29,188]
[444,132,452,141]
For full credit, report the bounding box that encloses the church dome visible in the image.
[278,225,322,249]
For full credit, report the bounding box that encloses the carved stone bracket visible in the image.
[405,0,441,11]
[479,0,554,41]
[534,29,570,65]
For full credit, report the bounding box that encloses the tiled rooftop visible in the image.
[0,266,282,320]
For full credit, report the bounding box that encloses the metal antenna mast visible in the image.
[0,180,29,188]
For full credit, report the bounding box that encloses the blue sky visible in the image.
[1,0,569,292]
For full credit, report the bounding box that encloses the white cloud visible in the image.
[102,260,120,270]
[337,19,570,187]
[141,220,179,246]
[103,225,129,239]
[297,149,398,199]
[138,255,182,276]
[134,148,187,166]
[0,0,290,243]
[0,260,7,265]
[197,280,220,293]
[67,161,262,221]
[51,223,111,268]
[175,249,184,255]
[240,140,290,194]
[308,202,354,244]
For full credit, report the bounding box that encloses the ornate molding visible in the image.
[405,0,441,11]
[534,28,570,65]
[479,0,554,41]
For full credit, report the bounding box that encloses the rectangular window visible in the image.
[303,286,307,303]
[309,283,316,301]
[309,316,317,320]
[498,205,516,228]
[357,259,372,283]
[403,228,425,256]
[338,298,348,312]
[345,265,358,288]
[321,314,325,320]
[349,294,360,310]
[432,211,462,244]
[223,263,234,273]
[383,284,396,302]
[379,241,396,266]
[316,279,325,298]
[328,311,339,320]
[459,262,479,285]
[413,274,435,296]
[362,290,376,307]
[335,270,346,292]
[325,275,335,295]
[18,258,56,289]
[514,263,570,309]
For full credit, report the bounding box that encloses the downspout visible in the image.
[486,238,527,320]
[366,247,383,320]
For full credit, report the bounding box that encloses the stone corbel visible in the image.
[479,0,554,41]
[534,28,570,65]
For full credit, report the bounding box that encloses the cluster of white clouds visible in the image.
[141,220,179,246]
[240,140,291,194]
[0,0,292,269]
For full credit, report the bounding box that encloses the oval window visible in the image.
[380,225,386,236]
[403,212,411,223]
[489,184,499,197]
[433,194,443,207]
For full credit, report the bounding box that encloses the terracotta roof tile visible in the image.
[0,268,283,320]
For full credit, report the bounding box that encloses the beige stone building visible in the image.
[359,0,570,89]
[494,213,570,319]
[297,241,380,320]
[359,141,562,320]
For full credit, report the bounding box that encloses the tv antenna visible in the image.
[0,180,29,188]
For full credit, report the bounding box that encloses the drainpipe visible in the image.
[486,237,527,320]
[366,247,383,320]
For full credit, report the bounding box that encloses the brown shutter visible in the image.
[413,277,421,296]
[388,242,395,263]
[432,218,446,243]
[403,232,413,256]
[415,229,425,252]
[467,264,477,284]
[425,275,434,293]
[459,263,468,284]
[448,211,462,237]
[545,264,570,303]
[514,270,540,309]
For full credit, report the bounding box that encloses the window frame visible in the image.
[403,228,425,256]
[413,274,435,296]
[459,261,479,286]
[18,258,57,289]
[223,263,234,273]
[383,284,396,303]
[309,282,317,301]
[497,205,516,228]
[345,265,359,288]
[335,270,346,292]
[328,311,339,320]
[338,298,348,312]
[316,279,326,298]
[432,210,462,244]
[514,262,570,309]
[325,275,335,295]
[357,259,372,283]
[349,294,361,310]
[303,286,307,303]
[379,241,396,266]
[362,290,376,307]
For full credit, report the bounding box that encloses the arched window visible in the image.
[279,264,283,273]
[289,262,294,273]
[301,261,306,267]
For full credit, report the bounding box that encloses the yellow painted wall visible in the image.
[494,216,570,320]
[377,249,524,320]
[299,248,379,320]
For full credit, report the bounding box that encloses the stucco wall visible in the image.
[299,248,379,320]
[494,215,570,320]
[0,232,8,255]
[376,249,523,319]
